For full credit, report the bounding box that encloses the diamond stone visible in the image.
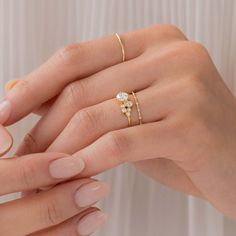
[126,101,133,107]
[116,92,128,102]
[121,107,127,113]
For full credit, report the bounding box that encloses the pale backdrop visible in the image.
[0,0,236,235]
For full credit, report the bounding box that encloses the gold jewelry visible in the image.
[116,92,133,126]
[132,91,143,125]
[115,33,126,62]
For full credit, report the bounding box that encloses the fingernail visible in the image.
[77,211,107,235]
[75,181,109,207]
[0,99,11,124]
[5,79,20,92]
[0,127,12,155]
[49,156,85,179]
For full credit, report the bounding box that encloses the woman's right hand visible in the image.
[0,151,109,236]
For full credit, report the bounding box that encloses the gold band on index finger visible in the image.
[115,33,126,62]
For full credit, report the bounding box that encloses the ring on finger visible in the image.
[115,33,126,62]
[116,92,133,126]
[131,91,143,125]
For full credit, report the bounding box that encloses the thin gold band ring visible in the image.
[132,91,143,125]
[115,33,126,62]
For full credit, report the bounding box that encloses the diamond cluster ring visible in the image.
[116,91,143,127]
[116,92,133,126]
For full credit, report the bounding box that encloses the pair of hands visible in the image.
[1,24,236,235]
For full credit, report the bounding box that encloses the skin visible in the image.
[2,24,236,219]
[0,150,108,235]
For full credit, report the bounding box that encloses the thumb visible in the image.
[0,79,20,125]
[0,125,13,156]
[0,98,12,124]
[5,79,20,92]
[0,87,14,155]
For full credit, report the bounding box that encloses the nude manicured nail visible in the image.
[0,99,11,124]
[77,211,107,235]
[0,127,12,154]
[75,181,109,207]
[5,79,20,91]
[49,156,85,179]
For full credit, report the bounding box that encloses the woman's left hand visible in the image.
[4,25,236,218]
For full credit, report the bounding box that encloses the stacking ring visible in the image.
[115,33,126,62]
[132,91,143,125]
[116,91,143,126]
[116,92,133,126]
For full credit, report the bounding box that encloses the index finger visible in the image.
[3,29,146,125]
[2,24,186,125]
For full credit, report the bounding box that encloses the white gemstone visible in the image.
[116,92,128,101]
[127,101,133,107]
[121,107,127,113]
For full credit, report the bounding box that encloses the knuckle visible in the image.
[105,131,128,161]
[72,108,97,133]
[145,41,194,66]
[17,160,36,189]
[188,42,209,56]
[43,197,64,226]
[51,43,85,66]
[150,24,187,41]
[158,24,183,34]
[62,81,86,109]
[21,133,38,154]
[178,41,210,61]
[186,74,207,97]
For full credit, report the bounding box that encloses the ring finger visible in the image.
[47,86,168,153]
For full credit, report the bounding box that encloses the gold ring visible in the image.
[132,91,143,125]
[116,92,133,126]
[115,33,126,62]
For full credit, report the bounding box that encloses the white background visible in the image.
[0,0,236,235]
